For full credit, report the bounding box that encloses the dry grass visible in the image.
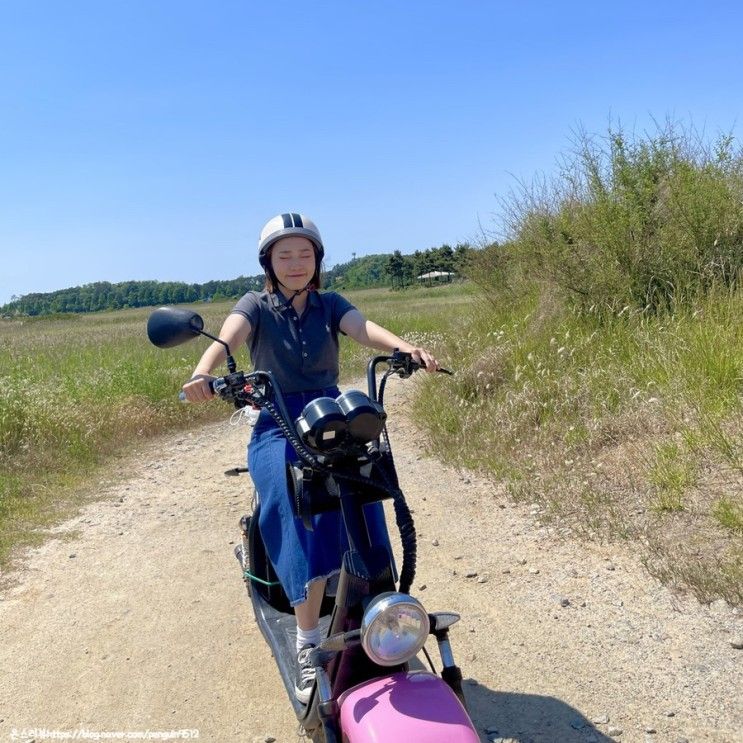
[413,285,743,605]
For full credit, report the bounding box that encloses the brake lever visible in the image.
[391,354,453,377]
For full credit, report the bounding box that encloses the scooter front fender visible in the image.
[338,670,479,742]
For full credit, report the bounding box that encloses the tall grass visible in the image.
[339,282,477,372]
[495,121,743,313]
[0,304,235,565]
[414,122,743,604]
[414,283,742,602]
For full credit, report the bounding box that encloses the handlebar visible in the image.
[366,349,451,402]
[179,373,258,405]
[177,350,451,596]
[180,350,451,408]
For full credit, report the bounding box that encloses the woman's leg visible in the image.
[250,423,344,609]
[293,578,327,631]
[293,578,328,703]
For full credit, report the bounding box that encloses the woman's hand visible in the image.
[410,347,440,373]
[182,374,216,402]
[180,316,252,402]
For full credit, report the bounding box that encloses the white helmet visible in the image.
[258,213,324,268]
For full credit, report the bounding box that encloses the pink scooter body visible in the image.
[338,670,480,742]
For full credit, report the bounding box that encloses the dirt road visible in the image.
[1,381,741,742]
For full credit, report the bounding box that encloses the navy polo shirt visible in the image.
[230,289,357,394]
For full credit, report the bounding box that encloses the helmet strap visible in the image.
[272,274,313,310]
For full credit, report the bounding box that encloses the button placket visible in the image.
[296,317,309,360]
[290,313,304,364]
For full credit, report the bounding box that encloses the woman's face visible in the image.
[269,236,317,292]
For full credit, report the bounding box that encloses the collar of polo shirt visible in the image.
[269,288,322,312]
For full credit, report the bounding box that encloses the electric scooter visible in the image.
[147,307,479,743]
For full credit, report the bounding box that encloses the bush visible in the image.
[499,122,743,313]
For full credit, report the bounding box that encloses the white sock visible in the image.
[296,624,321,653]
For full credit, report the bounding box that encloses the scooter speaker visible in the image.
[295,397,348,452]
[335,390,386,444]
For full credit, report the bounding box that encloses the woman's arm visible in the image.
[339,309,440,372]
[182,313,253,401]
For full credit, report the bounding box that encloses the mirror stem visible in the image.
[200,330,237,374]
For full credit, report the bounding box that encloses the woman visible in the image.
[182,213,439,702]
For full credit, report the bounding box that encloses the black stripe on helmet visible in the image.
[282,213,292,228]
[291,213,303,228]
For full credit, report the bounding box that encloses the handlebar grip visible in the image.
[414,360,453,375]
[179,377,217,402]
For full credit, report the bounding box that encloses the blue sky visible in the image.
[1,1,741,305]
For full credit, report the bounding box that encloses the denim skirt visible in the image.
[247,386,394,607]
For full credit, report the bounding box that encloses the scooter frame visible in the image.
[233,355,477,742]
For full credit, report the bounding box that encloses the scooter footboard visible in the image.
[338,671,479,742]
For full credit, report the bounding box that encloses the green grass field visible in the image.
[0,303,229,564]
[0,284,471,568]
[1,280,741,603]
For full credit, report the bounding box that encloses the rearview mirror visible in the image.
[147,307,205,348]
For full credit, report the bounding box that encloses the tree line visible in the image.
[1,243,475,316]
[384,243,471,289]
[0,277,266,317]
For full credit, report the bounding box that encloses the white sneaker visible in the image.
[294,644,316,704]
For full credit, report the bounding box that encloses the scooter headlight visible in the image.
[360,592,430,666]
